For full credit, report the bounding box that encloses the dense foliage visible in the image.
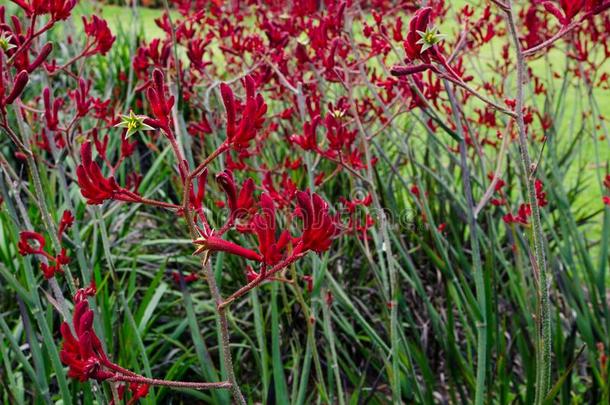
[1,0,610,404]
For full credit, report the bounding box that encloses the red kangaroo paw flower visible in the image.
[189,168,208,211]
[60,301,113,382]
[290,115,321,151]
[390,63,438,77]
[4,70,28,106]
[216,170,256,220]
[47,0,77,20]
[76,142,120,205]
[171,271,199,284]
[146,68,174,129]
[193,233,263,262]
[220,75,267,149]
[58,210,75,239]
[27,42,53,72]
[535,179,548,207]
[543,1,570,24]
[17,231,45,256]
[220,82,236,139]
[73,280,97,303]
[253,193,291,266]
[216,170,238,212]
[40,262,62,279]
[83,16,115,55]
[236,178,255,218]
[42,87,61,131]
[10,0,32,15]
[404,7,433,62]
[295,191,337,254]
[72,78,92,117]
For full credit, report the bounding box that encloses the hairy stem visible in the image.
[202,255,246,404]
[505,3,552,403]
[112,374,231,390]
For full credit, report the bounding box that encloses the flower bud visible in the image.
[4,70,29,105]
[27,42,53,73]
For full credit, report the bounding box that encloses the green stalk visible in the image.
[505,3,552,402]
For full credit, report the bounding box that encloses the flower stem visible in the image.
[111,374,231,390]
[504,3,552,403]
[202,255,246,404]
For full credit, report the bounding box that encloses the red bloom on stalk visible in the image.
[404,7,435,62]
[1,70,29,108]
[391,7,457,79]
[60,301,114,382]
[43,87,61,131]
[171,271,198,284]
[543,0,584,24]
[295,191,337,254]
[73,281,97,303]
[503,204,532,225]
[18,231,45,256]
[535,179,548,207]
[27,42,53,73]
[110,382,150,405]
[83,16,115,55]
[18,231,68,279]
[220,75,267,149]
[58,210,74,239]
[76,142,120,204]
[253,194,291,266]
[71,78,92,117]
[544,0,610,24]
[193,231,263,262]
[12,0,76,20]
[290,116,321,151]
[216,170,256,220]
[146,69,174,130]
[47,0,76,20]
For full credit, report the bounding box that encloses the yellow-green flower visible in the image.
[0,33,16,53]
[416,26,446,54]
[115,111,154,138]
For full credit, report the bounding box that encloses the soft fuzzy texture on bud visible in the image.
[4,70,28,105]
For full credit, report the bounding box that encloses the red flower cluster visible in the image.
[544,0,610,24]
[76,142,122,204]
[76,142,145,205]
[60,300,113,382]
[146,68,175,130]
[535,179,548,207]
[220,75,267,150]
[295,191,337,254]
[253,193,291,266]
[17,213,72,279]
[83,15,116,56]
[390,7,459,79]
[404,7,435,62]
[194,186,337,280]
[503,204,532,225]
[216,169,256,223]
[11,0,76,20]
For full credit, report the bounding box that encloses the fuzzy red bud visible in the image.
[4,70,29,105]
